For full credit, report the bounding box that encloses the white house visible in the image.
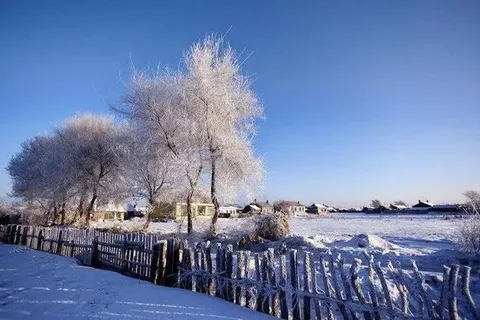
[275,201,306,215]
[306,203,329,214]
[219,206,238,217]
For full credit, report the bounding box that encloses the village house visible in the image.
[389,204,408,211]
[150,202,215,221]
[253,200,274,214]
[242,204,261,214]
[275,200,306,215]
[411,200,434,211]
[430,204,463,213]
[306,203,329,214]
[219,206,238,217]
[93,200,125,221]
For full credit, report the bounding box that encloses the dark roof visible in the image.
[412,200,434,208]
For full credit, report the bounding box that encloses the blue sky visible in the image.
[1,1,479,207]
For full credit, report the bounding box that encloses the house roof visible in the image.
[246,204,260,211]
[389,204,408,210]
[279,200,304,207]
[254,200,273,209]
[312,204,328,209]
[413,200,434,207]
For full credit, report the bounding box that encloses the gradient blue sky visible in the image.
[1,1,479,207]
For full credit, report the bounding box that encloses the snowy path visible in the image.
[0,244,273,320]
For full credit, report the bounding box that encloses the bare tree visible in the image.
[119,70,205,233]
[371,199,382,209]
[394,200,407,206]
[464,190,480,214]
[56,114,127,226]
[122,125,182,225]
[7,134,75,225]
[183,34,264,236]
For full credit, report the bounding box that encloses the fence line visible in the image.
[0,224,478,320]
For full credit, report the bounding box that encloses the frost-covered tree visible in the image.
[8,134,75,224]
[55,114,127,226]
[184,34,264,236]
[122,125,181,225]
[464,190,480,214]
[371,199,382,209]
[120,70,205,233]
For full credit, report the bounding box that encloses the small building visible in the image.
[253,200,274,214]
[361,206,374,213]
[150,202,215,221]
[243,204,261,214]
[411,200,434,211]
[275,200,306,215]
[93,200,125,221]
[372,205,390,213]
[430,204,463,213]
[219,206,238,217]
[389,204,408,211]
[306,204,329,214]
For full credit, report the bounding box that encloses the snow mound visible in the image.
[339,234,399,251]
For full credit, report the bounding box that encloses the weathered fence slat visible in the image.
[320,255,335,320]
[460,266,480,320]
[448,264,460,320]
[289,249,300,320]
[278,253,289,319]
[329,252,350,320]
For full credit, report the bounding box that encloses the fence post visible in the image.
[37,230,43,250]
[205,243,214,295]
[91,236,99,268]
[9,225,16,244]
[29,227,35,247]
[351,258,372,320]
[122,234,128,274]
[216,244,225,299]
[303,252,313,320]
[21,226,28,245]
[278,254,289,319]
[460,266,480,320]
[236,250,245,306]
[56,230,63,255]
[329,252,351,320]
[225,245,235,303]
[157,240,167,285]
[70,240,75,257]
[2,225,9,242]
[448,264,460,320]
[289,249,301,320]
[172,239,181,287]
[15,225,21,244]
[150,243,160,283]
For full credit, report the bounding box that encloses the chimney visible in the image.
[266,200,269,204]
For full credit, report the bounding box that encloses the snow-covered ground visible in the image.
[92,213,479,274]
[0,244,273,320]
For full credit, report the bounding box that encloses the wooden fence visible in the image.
[1,224,478,320]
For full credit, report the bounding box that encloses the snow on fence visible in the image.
[1,224,478,320]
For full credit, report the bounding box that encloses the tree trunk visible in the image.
[209,158,220,237]
[60,202,66,225]
[52,202,58,225]
[186,191,194,234]
[86,189,97,227]
[76,185,88,219]
[143,198,156,229]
